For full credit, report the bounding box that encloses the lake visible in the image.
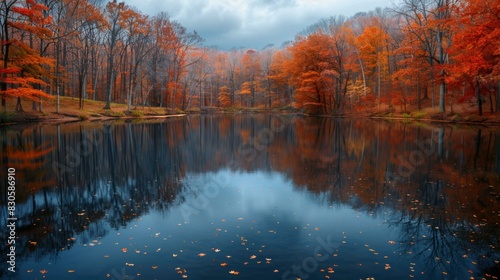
[0,115,499,279]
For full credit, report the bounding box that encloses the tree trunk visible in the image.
[437,25,446,112]
[439,77,446,112]
[417,73,421,110]
[250,81,255,107]
[159,83,163,108]
[476,80,482,116]
[104,56,113,109]
[79,74,87,110]
[267,79,272,108]
[104,69,113,109]
[377,58,381,111]
[55,41,61,114]
[127,87,132,113]
[15,97,24,112]
[489,89,493,113]
[497,81,500,112]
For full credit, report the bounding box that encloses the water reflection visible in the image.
[0,116,498,279]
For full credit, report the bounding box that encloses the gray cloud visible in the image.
[124,0,393,50]
[187,5,242,36]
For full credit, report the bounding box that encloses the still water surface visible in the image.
[0,115,499,279]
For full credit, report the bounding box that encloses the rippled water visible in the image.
[0,115,498,279]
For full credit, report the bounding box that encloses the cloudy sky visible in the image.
[122,0,393,50]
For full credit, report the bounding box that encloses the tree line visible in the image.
[1,0,499,115]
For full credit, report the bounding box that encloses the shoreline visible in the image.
[2,96,499,127]
[2,110,500,128]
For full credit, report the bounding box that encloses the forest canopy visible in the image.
[1,0,499,116]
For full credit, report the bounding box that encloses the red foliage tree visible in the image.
[0,0,54,111]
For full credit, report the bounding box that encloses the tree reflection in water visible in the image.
[0,116,498,279]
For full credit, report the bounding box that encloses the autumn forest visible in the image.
[1,0,499,116]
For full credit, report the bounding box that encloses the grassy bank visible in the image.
[1,96,499,126]
[0,97,182,124]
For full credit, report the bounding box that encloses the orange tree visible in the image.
[0,0,53,111]
[285,32,337,114]
[446,0,500,115]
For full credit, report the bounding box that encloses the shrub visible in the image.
[412,111,427,119]
[130,110,144,117]
[100,110,125,117]
[78,114,89,121]
[0,112,15,123]
[186,107,201,113]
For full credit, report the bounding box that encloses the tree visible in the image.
[102,0,127,110]
[66,0,106,109]
[241,49,261,107]
[218,85,231,107]
[269,49,293,107]
[285,32,334,114]
[0,0,54,112]
[161,21,202,110]
[394,0,459,112]
[260,46,275,108]
[356,25,390,110]
[327,16,356,111]
[146,12,174,107]
[121,8,151,113]
[447,0,500,115]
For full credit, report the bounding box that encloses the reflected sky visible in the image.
[18,171,406,279]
